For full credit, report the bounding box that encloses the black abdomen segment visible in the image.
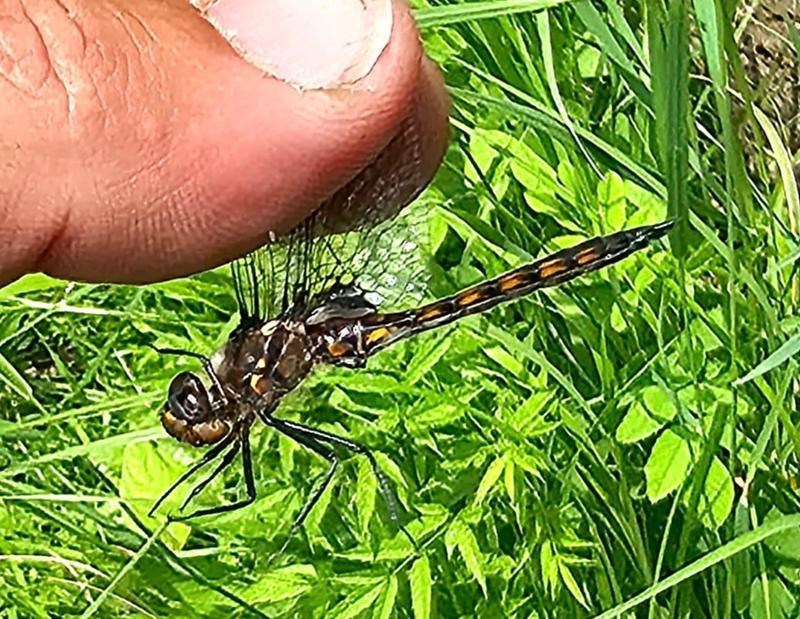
[359,221,673,354]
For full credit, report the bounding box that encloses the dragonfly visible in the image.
[148,204,673,542]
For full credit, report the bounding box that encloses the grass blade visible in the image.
[593,515,800,618]
[734,332,800,386]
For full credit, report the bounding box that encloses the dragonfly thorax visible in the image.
[218,320,315,403]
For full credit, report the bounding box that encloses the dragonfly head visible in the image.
[161,372,231,447]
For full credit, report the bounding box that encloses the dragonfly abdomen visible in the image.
[360,221,673,354]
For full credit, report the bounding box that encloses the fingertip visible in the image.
[201,0,394,89]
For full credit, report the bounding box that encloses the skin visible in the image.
[0,0,450,286]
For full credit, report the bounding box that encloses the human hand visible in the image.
[0,0,449,286]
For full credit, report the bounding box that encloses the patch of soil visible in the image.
[737,0,799,154]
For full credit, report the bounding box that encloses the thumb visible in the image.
[0,0,449,285]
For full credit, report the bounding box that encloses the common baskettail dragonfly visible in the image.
[149,214,673,542]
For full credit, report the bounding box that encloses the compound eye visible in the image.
[167,372,212,422]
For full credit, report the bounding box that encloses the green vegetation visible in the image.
[1,0,799,616]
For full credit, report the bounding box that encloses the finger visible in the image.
[319,57,450,230]
[0,0,449,285]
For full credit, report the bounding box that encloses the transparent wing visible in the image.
[231,174,431,323]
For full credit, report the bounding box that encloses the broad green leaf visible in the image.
[540,540,558,593]
[474,454,507,505]
[616,402,662,444]
[645,430,691,502]
[239,565,317,604]
[445,520,486,596]
[616,385,677,443]
[694,457,734,530]
[331,581,384,619]
[610,302,627,333]
[602,174,629,229]
[0,273,65,298]
[642,385,678,421]
[410,403,464,431]
[409,556,432,619]
[749,578,795,619]
[558,562,589,609]
[119,442,191,546]
[0,352,34,402]
[484,346,524,376]
[120,442,183,508]
[765,509,800,562]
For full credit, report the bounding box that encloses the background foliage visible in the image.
[2,0,799,617]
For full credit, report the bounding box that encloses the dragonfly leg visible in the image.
[147,344,205,360]
[172,427,257,521]
[148,431,235,517]
[266,419,339,554]
[267,417,415,545]
[177,441,241,512]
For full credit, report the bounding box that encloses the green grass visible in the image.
[2,0,799,617]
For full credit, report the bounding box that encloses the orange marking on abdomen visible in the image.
[498,274,527,292]
[458,290,485,306]
[417,306,445,322]
[538,259,568,279]
[575,247,600,265]
[366,326,393,345]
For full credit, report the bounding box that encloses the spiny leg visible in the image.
[266,419,339,559]
[273,421,338,533]
[178,441,241,512]
[148,432,235,518]
[271,418,415,547]
[173,428,257,521]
